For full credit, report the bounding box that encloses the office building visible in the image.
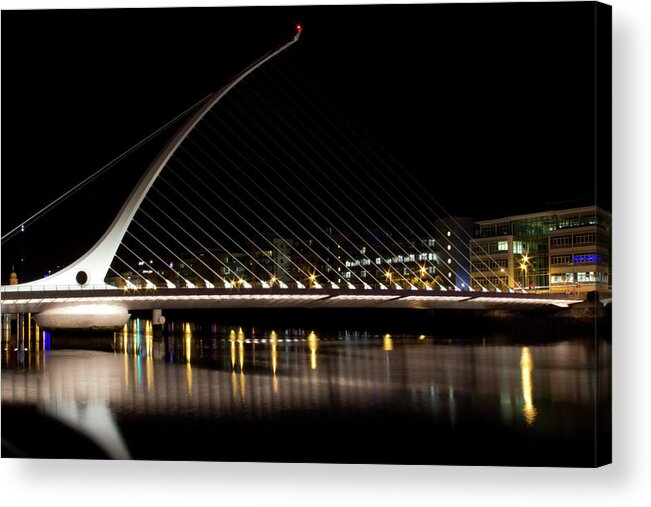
[469,205,611,295]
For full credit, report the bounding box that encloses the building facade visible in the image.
[469,206,611,295]
[339,217,474,290]
[547,209,611,294]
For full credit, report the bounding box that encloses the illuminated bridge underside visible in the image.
[0,288,581,314]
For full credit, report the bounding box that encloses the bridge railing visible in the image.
[1,284,120,294]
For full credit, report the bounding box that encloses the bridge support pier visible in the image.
[152,309,166,326]
[33,304,130,331]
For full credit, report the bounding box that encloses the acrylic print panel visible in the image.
[1,2,611,466]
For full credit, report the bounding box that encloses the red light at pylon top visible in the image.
[296,23,303,33]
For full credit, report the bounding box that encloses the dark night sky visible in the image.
[1,3,610,282]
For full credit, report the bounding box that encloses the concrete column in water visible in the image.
[152,309,166,326]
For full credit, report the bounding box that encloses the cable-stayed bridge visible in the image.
[0,27,582,329]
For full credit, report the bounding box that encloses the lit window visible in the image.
[498,241,508,251]
[551,273,574,284]
[513,241,526,254]
[577,272,596,282]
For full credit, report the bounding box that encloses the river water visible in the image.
[1,317,610,466]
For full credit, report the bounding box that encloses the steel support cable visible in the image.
[182,133,376,289]
[181,132,379,289]
[278,56,506,286]
[258,63,487,290]
[281,56,522,291]
[220,92,448,290]
[146,185,265,287]
[149,180,274,287]
[203,108,417,291]
[266,69,498,291]
[246,72,484,294]
[211,97,422,289]
[129,217,217,286]
[189,119,387,290]
[108,266,136,288]
[162,172,301,289]
[252,68,486,291]
[131,211,228,286]
[264,62,495,290]
[151,178,292,290]
[172,152,370,290]
[139,198,241,287]
[223,87,450,290]
[177,133,352,288]
[237,75,466,289]
[163,153,304,285]
[119,243,177,287]
[1,94,212,245]
[201,108,415,290]
[124,230,196,287]
[164,148,332,286]
[114,253,155,286]
[164,158,306,287]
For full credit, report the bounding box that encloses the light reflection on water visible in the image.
[1,317,609,463]
[520,347,537,426]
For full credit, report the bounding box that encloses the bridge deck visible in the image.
[0,287,582,314]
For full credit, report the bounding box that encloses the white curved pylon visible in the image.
[20,30,301,289]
